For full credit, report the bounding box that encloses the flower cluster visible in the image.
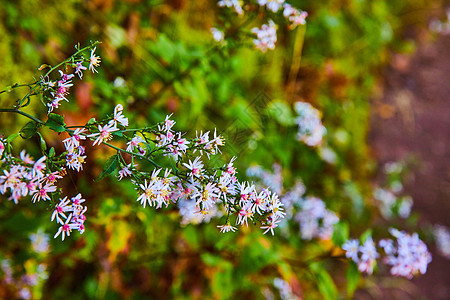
[252,21,278,53]
[433,225,450,259]
[246,163,283,194]
[215,1,307,52]
[379,229,432,278]
[129,151,285,235]
[373,188,413,219]
[63,128,87,172]
[343,229,432,278]
[217,0,243,15]
[52,194,87,241]
[42,46,100,114]
[295,196,339,240]
[293,101,326,146]
[247,163,337,239]
[65,110,285,235]
[0,150,56,204]
[1,259,48,300]
[282,3,308,28]
[258,0,285,13]
[30,230,50,254]
[374,161,413,219]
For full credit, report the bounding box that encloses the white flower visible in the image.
[126,135,145,152]
[51,197,73,224]
[294,101,326,146]
[283,4,308,28]
[258,0,285,13]
[251,21,277,52]
[88,124,119,146]
[108,104,128,127]
[89,47,101,73]
[342,239,360,262]
[118,163,135,180]
[260,217,281,235]
[217,224,237,233]
[54,213,78,241]
[63,128,87,149]
[183,157,204,179]
[211,27,225,42]
[217,0,243,15]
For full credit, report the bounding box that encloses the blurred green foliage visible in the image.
[0,0,439,299]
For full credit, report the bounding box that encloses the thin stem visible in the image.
[0,82,37,94]
[102,141,160,168]
[0,108,45,125]
[17,42,100,107]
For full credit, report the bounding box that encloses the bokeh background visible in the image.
[0,0,448,299]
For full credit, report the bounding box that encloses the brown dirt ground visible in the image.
[368,33,450,300]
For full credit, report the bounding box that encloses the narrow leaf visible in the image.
[96,155,119,182]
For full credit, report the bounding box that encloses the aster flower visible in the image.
[261,217,281,235]
[283,4,308,28]
[54,213,78,241]
[31,183,56,203]
[118,163,135,180]
[183,157,204,179]
[126,135,145,152]
[88,124,119,146]
[342,239,360,262]
[32,156,47,179]
[217,224,237,233]
[51,197,72,224]
[63,128,87,149]
[89,47,101,73]
[108,104,129,127]
[137,179,161,208]
[74,61,87,79]
[358,237,379,275]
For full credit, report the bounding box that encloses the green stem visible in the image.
[0,82,37,94]
[102,141,160,168]
[0,108,45,125]
[17,42,101,107]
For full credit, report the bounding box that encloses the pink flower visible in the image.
[51,197,72,224]
[88,124,119,146]
[183,157,204,179]
[126,135,145,152]
[31,183,57,203]
[54,213,77,241]
[260,217,281,235]
[75,61,87,79]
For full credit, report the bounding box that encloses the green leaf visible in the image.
[346,262,361,297]
[20,121,39,139]
[49,147,56,158]
[360,229,373,244]
[96,155,119,182]
[332,221,349,247]
[6,132,20,143]
[86,118,97,126]
[45,113,66,132]
[310,263,338,300]
[37,132,47,152]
